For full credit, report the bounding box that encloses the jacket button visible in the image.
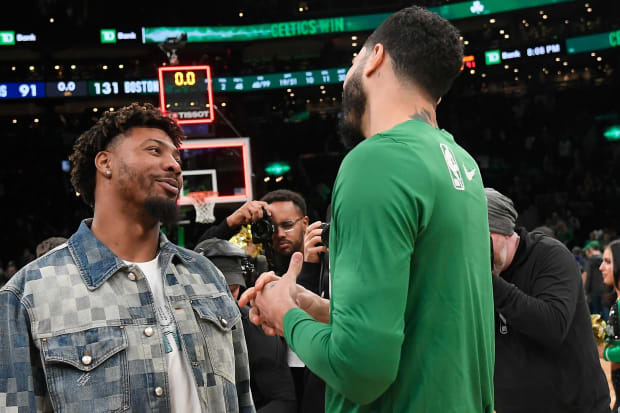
[81,355,92,365]
[128,272,137,281]
[154,387,164,397]
[144,327,154,337]
[218,316,228,327]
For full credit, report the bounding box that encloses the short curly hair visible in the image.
[69,102,185,207]
[364,5,464,101]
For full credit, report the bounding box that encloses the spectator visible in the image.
[599,240,620,411]
[196,238,297,413]
[486,187,610,412]
[583,240,613,321]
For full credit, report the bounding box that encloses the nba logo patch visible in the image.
[440,143,465,191]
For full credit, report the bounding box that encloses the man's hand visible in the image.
[296,290,330,324]
[226,200,270,228]
[239,254,331,335]
[252,252,304,336]
[304,221,329,263]
[239,271,281,329]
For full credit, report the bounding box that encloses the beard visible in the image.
[117,159,180,227]
[144,197,179,227]
[339,67,367,150]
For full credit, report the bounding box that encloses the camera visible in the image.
[251,207,275,244]
[319,222,330,248]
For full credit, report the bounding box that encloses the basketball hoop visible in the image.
[187,191,218,224]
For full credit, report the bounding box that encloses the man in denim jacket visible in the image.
[0,103,254,413]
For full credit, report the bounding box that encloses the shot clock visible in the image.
[158,65,215,125]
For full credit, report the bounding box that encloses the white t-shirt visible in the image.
[125,256,201,413]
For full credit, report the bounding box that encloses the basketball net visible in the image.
[187,191,218,224]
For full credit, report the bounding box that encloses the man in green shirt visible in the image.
[240,5,495,412]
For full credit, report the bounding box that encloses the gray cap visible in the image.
[485,188,518,235]
[195,239,248,287]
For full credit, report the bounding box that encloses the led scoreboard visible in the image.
[158,65,214,125]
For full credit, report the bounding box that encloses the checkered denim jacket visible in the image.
[0,220,255,413]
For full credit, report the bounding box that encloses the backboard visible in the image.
[177,137,253,206]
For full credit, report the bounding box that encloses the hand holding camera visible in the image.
[227,200,270,229]
[304,221,329,263]
[251,207,276,245]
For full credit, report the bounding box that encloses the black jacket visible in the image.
[493,228,610,413]
[240,306,297,413]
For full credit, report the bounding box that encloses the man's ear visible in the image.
[94,151,112,177]
[363,43,385,77]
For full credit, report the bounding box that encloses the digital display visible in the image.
[143,0,574,43]
[123,79,159,94]
[0,82,45,99]
[214,68,347,92]
[158,65,214,125]
[88,81,121,96]
[45,81,88,97]
[2,58,485,100]
[484,43,561,65]
[567,30,620,54]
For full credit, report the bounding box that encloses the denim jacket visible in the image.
[0,220,255,413]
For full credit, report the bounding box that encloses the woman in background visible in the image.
[600,239,620,412]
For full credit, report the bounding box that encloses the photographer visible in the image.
[198,189,309,276]
[199,189,327,412]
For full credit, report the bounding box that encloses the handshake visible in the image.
[238,252,330,336]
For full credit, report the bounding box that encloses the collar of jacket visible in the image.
[67,219,194,290]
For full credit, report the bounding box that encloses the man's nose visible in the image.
[274,224,287,238]
[165,155,182,175]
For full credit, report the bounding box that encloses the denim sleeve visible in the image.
[232,316,256,413]
[0,288,51,412]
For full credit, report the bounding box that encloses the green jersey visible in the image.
[284,119,495,412]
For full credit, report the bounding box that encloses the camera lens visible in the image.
[251,208,275,244]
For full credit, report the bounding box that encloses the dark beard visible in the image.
[339,69,367,150]
[144,197,179,227]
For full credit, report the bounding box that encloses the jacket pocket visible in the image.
[41,326,129,413]
[191,293,241,384]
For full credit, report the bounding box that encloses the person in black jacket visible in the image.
[198,190,328,412]
[486,187,611,413]
[195,238,297,413]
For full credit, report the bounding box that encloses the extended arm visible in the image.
[493,244,581,347]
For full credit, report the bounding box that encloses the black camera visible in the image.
[251,208,275,244]
[319,222,330,247]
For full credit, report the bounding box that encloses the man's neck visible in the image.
[364,86,437,138]
[91,199,161,262]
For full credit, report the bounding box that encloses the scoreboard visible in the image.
[0,67,349,100]
[0,82,44,98]
[158,65,214,125]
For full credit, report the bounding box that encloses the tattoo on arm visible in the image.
[409,109,437,127]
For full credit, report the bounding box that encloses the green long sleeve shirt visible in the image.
[284,119,495,412]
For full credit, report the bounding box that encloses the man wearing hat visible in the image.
[196,239,297,413]
[486,188,610,412]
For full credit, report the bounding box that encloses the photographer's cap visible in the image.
[485,188,518,235]
[195,239,248,287]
